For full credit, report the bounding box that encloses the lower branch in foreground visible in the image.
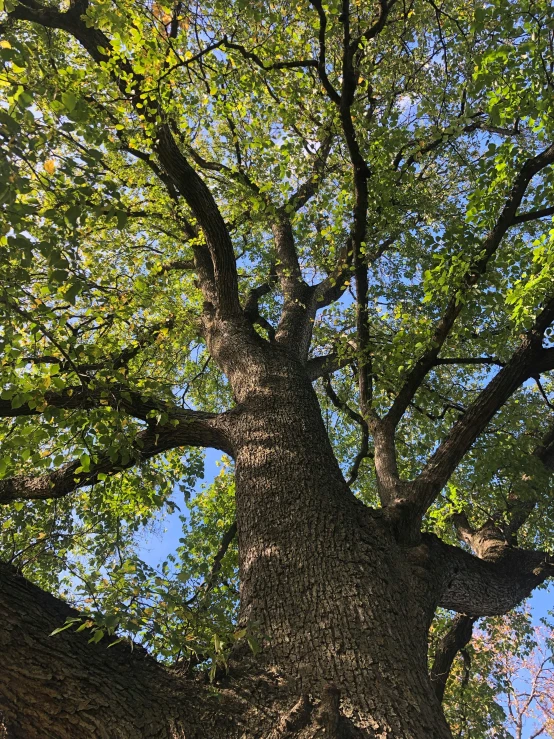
[0,562,210,737]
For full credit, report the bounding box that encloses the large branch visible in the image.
[0,409,232,505]
[222,38,318,71]
[154,127,241,316]
[10,0,241,318]
[460,417,554,546]
[424,533,553,618]
[0,561,229,736]
[349,0,396,52]
[309,0,341,104]
[385,141,554,431]
[336,1,378,421]
[0,384,221,430]
[286,132,335,213]
[313,233,397,313]
[511,204,554,226]
[243,269,277,341]
[306,350,352,381]
[0,429,168,504]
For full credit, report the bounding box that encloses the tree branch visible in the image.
[271,212,316,359]
[433,356,503,367]
[430,614,476,703]
[222,38,318,71]
[312,238,354,310]
[425,533,554,617]
[0,429,159,504]
[158,258,195,274]
[186,520,237,604]
[0,409,232,505]
[336,0,378,422]
[243,269,278,341]
[511,205,554,226]
[16,316,178,376]
[451,415,554,549]
[345,428,370,487]
[308,0,341,105]
[349,0,397,53]
[154,126,241,316]
[286,132,335,213]
[0,561,225,735]
[385,141,554,431]
[306,351,352,381]
[321,375,371,485]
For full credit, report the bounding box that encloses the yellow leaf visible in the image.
[44,159,56,175]
[0,41,11,49]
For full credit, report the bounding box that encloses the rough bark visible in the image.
[218,350,454,738]
[0,562,222,737]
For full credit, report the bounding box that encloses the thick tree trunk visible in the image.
[225,355,452,737]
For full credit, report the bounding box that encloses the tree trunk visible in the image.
[1,349,453,737]
[226,355,452,737]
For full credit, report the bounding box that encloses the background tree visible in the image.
[0,0,554,736]
[433,609,554,738]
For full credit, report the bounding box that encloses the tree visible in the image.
[434,609,554,738]
[0,0,554,734]
[490,622,554,739]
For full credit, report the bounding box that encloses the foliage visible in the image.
[38,460,238,667]
[437,608,554,738]
[1,0,554,730]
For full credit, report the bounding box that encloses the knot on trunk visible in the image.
[451,512,510,561]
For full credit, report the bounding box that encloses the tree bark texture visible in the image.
[229,362,452,737]
[0,562,241,738]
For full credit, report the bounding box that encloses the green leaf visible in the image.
[80,453,91,472]
[88,629,105,644]
[50,618,81,636]
[61,92,77,112]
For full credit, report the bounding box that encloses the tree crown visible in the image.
[1,0,554,717]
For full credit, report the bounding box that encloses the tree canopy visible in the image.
[1,0,554,734]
